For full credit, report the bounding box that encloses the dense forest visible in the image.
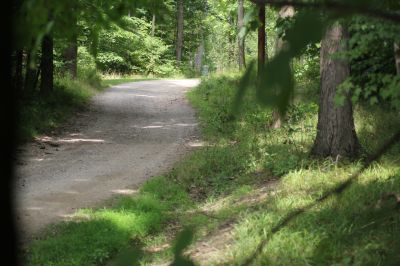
[8,0,400,265]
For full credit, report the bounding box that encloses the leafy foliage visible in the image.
[335,16,400,109]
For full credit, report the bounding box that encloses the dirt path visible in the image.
[14,79,201,243]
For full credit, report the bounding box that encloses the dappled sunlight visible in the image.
[26,207,43,211]
[186,141,206,148]
[57,138,105,143]
[35,135,105,144]
[129,94,156,98]
[132,122,198,130]
[111,189,138,195]
[141,125,164,129]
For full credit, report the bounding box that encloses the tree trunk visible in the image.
[176,0,184,63]
[24,51,38,94]
[395,42,400,75]
[271,5,295,128]
[40,35,54,96]
[63,11,77,79]
[238,0,245,70]
[312,23,360,158]
[152,13,156,36]
[63,33,77,79]
[257,5,266,77]
[194,39,204,74]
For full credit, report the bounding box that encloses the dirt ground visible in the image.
[14,79,201,243]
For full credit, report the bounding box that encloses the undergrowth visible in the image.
[18,77,103,143]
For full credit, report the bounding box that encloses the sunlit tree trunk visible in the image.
[271,5,295,129]
[194,38,204,74]
[40,35,54,95]
[257,5,266,77]
[238,0,245,70]
[176,0,184,63]
[152,13,156,36]
[312,23,360,158]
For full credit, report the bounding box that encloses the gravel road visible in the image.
[14,79,201,243]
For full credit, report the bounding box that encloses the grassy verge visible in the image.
[23,74,400,265]
[100,75,160,88]
[18,77,104,142]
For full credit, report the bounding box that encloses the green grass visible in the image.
[101,77,159,88]
[18,77,104,142]
[25,177,192,265]
[23,74,400,265]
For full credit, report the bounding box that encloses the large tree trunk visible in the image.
[257,5,266,77]
[176,0,184,63]
[238,0,245,70]
[312,23,360,158]
[395,42,400,75]
[271,5,295,129]
[40,35,54,96]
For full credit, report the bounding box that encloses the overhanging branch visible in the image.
[249,0,400,23]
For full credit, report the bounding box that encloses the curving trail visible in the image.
[14,79,201,242]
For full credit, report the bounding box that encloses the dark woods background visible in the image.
[2,0,18,264]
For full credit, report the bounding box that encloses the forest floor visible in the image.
[14,79,201,244]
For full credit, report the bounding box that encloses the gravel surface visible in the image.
[14,79,201,243]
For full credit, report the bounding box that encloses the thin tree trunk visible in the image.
[257,5,266,77]
[271,5,295,129]
[24,51,38,94]
[63,33,78,79]
[194,38,204,74]
[312,23,360,158]
[63,11,77,79]
[40,35,54,96]
[176,0,184,63]
[238,0,245,70]
[395,42,400,75]
[152,13,156,36]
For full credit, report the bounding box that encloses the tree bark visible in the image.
[152,13,156,36]
[238,0,246,70]
[271,4,295,128]
[176,0,184,63]
[63,11,77,79]
[395,42,400,75]
[312,23,360,158]
[24,50,38,94]
[257,5,266,77]
[63,33,77,79]
[194,38,204,74]
[40,34,54,96]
